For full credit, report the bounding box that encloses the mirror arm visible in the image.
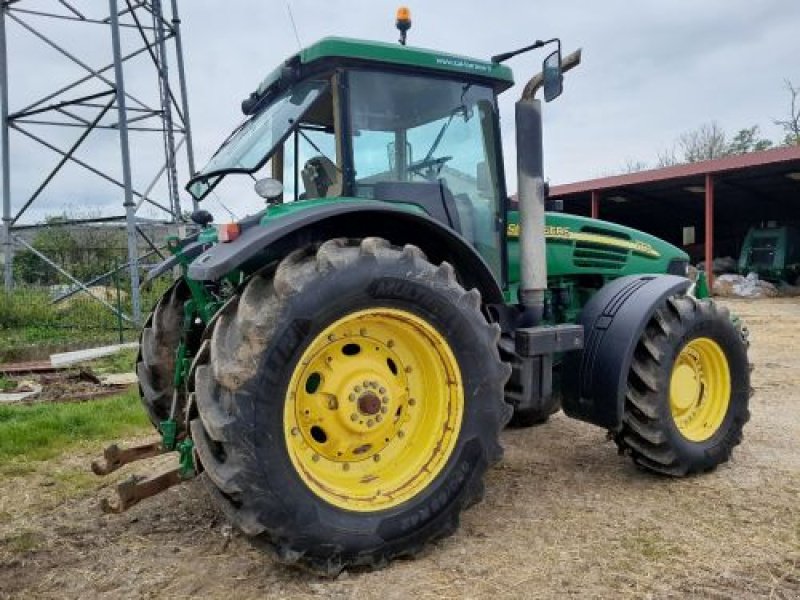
[520,48,583,102]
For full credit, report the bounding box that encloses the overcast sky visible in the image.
[3,0,799,222]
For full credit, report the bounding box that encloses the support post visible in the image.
[704,173,714,290]
[590,190,600,219]
[109,0,141,323]
[170,0,198,212]
[151,0,180,222]
[1,4,12,291]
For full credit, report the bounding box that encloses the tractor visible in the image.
[93,11,751,575]
[738,224,800,285]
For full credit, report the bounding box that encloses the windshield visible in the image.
[187,79,327,200]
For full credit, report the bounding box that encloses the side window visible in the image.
[281,127,339,201]
[276,80,341,202]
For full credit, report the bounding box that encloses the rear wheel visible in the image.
[191,238,511,573]
[616,295,750,475]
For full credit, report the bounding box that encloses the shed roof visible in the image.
[547,146,800,262]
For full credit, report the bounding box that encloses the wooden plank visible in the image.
[49,342,139,368]
[0,360,59,375]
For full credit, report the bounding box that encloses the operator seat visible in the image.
[302,155,342,198]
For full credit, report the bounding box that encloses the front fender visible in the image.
[143,240,206,285]
[561,274,691,430]
[186,200,504,304]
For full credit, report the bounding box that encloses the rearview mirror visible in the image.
[542,50,563,102]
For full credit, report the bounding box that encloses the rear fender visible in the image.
[561,274,691,430]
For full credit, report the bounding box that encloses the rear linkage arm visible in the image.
[93,237,214,514]
[94,233,243,513]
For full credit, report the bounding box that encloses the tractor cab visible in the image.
[187,37,514,274]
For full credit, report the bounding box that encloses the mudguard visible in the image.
[143,240,205,285]
[561,274,691,430]
[184,200,505,304]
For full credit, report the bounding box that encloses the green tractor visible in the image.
[96,20,751,574]
[738,224,800,285]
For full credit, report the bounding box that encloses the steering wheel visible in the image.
[407,155,453,180]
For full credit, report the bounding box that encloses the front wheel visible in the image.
[190,238,511,573]
[616,295,751,476]
[137,280,189,431]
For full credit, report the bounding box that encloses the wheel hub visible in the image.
[669,337,731,442]
[284,308,464,511]
[357,391,382,416]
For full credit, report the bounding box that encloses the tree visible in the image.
[774,80,800,146]
[621,159,649,173]
[678,121,728,163]
[725,126,773,155]
[13,225,77,285]
[656,146,680,168]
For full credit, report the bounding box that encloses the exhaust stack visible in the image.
[516,49,581,325]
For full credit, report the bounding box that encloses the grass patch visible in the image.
[0,389,150,463]
[0,327,127,361]
[0,375,17,392]
[2,531,44,553]
[622,526,686,560]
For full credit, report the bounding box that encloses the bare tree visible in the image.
[774,79,800,146]
[678,121,728,162]
[656,146,679,167]
[621,158,649,173]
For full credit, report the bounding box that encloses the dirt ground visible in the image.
[1,298,798,599]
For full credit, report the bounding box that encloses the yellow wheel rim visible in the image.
[669,337,731,442]
[284,308,464,511]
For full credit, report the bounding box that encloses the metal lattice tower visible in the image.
[0,0,196,323]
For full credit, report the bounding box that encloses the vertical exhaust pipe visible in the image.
[515,49,581,326]
[516,98,546,326]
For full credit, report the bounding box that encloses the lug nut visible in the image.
[376,415,383,423]
[367,419,374,427]
[387,340,395,348]
[408,398,416,406]
[350,413,358,421]
[398,430,405,438]
[312,454,320,462]
[349,393,356,402]
[343,463,350,471]
[380,406,387,414]
[382,396,389,404]
[355,385,362,392]
[291,427,299,436]
[373,454,381,462]
[405,365,412,373]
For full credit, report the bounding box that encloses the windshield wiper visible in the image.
[418,83,472,165]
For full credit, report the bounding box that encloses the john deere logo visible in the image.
[506,224,660,258]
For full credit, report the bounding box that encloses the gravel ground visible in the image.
[1,298,798,599]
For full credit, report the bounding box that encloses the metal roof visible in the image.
[548,146,800,263]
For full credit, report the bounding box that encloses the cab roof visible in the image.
[298,36,514,92]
